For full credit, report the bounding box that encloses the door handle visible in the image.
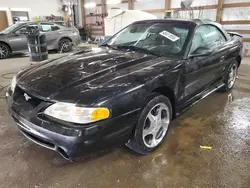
[220,56,225,62]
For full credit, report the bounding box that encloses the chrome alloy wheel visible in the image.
[228,64,237,89]
[0,44,8,59]
[142,103,170,148]
[60,40,71,52]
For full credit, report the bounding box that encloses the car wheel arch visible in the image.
[151,86,176,118]
[0,41,12,52]
[126,89,175,152]
[222,59,239,81]
[236,55,241,67]
[59,37,72,43]
[58,37,73,51]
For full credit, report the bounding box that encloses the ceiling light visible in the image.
[84,2,96,8]
[107,0,121,4]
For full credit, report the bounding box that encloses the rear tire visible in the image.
[59,38,72,53]
[0,42,10,59]
[220,61,238,92]
[126,93,172,154]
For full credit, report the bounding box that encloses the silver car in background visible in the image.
[0,22,81,59]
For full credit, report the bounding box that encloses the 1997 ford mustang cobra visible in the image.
[6,19,242,160]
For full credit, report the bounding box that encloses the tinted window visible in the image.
[1,24,20,34]
[15,24,38,35]
[40,23,60,32]
[52,25,60,31]
[190,25,226,53]
[41,23,53,32]
[107,23,190,57]
[15,26,28,35]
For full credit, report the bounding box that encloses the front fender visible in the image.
[102,70,182,118]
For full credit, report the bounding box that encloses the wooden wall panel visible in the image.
[144,9,165,13]
[216,0,224,23]
[0,11,8,30]
[227,30,250,34]
[81,0,250,44]
[223,2,250,8]
[222,20,250,25]
[128,0,134,10]
[165,0,170,10]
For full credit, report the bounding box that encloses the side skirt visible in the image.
[176,83,225,116]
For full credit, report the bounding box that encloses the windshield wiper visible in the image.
[100,44,118,50]
[116,45,160,57]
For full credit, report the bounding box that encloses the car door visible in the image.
[184,24,227,100]
[8,23,38,52]
[8,25,28,52]
[40,23,60,50]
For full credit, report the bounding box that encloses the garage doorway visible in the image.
[11,11,29,24]
[0,11,8,31]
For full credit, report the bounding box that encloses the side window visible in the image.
[15,24,38,35]
[52,25,60,31]
[40,23,53,32]
[15,26,28,35]
[190,25,227,54]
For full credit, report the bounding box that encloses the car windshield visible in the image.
[0,24,21,34]
[105,22,190,57]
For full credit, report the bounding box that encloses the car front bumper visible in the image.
[71,34,81,46]
[6,87,139,160]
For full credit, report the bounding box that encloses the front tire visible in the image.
[0,43,10,59]
[220,61,238,92]
[59,38,72,53]
[126,93,172,154]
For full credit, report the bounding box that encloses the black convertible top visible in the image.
[134,19,219,26]
[133,19,230,41]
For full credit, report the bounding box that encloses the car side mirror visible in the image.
[14,31,29,36]
[189,47,213,57]
[20,31,29,35]
[10,32,19,36]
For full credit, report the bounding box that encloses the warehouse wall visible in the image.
[0,0,64,25]
[107,2,128,10]
[85,0,102,24]
[170,0,217,21]
[83,0,250,56]
[171,0,218,8]
[136,0,250,56]
[134,0,164,18]
[223,0,250,56]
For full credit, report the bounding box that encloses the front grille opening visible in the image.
[11,86,46,117]
[13,86,42,109]
[22,130,55,149]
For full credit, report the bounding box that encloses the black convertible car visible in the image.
[6,19,242,160]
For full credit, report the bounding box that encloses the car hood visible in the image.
[17,48,158,101]
[0,33,7,37]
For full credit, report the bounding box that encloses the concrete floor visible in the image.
[0,55,250,188]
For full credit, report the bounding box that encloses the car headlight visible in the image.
[44,102,110,124]
[11,76,17,92]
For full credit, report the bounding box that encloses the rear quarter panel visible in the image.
[48,28,79,50]
[223,37,243,75]
[58,28,80,44]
